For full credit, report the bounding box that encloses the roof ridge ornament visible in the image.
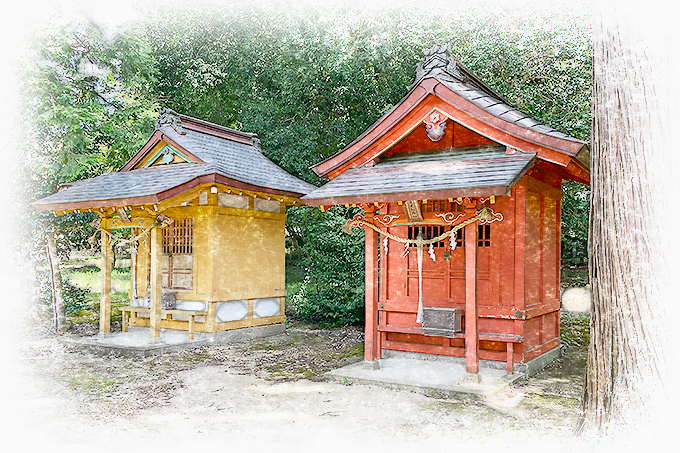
[251,136,263,153]
[155,108,187,135]
[414,45,463,84]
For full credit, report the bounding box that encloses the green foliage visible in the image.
[39,272,91,316]
[560,312,591,349]
[562,180,590,263]
[22,2,593,327]
[20,20,159,261]
[286,205,365,327]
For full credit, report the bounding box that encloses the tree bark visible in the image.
[46,232,67,333]
[580,0,680,442]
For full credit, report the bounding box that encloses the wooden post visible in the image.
[150,226,163,338]
[364,217,380,361]
[100,229,112,333]
[46,232,67,332]
[514,180,527,359]
[506,343,514,374]
[464,220,479,375]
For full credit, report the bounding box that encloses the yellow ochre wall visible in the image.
[213,213,286,300]
[129,185,290,333]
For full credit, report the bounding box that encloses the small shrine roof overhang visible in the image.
[32,164,310,212]
[33,110,317,212]
[303,146,536,206]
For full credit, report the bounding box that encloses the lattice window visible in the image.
[478,224,491,248]
[422,199,448,213]
[407,225,447,247]
[450,225,491,248]
[163,218,194,254]
[407,223,491,249]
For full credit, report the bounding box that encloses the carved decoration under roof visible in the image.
[155,108,186,135]
[414,45,463,84]
[423,110,448,142]
[404,200,424,223]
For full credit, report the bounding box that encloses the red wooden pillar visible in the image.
[364,215,380,361]
[464,220,479,374]
[514,180,527,363]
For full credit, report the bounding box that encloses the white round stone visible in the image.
[561,287,591,312]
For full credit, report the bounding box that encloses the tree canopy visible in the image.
[18,1,592,324]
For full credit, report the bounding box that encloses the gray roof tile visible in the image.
[304,147,535,200]
[34,118,316,208]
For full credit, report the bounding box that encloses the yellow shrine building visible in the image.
[33,110,315,339]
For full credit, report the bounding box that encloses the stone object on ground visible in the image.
[561,287,591,312]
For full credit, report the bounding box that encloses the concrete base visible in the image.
[362,360,381,370]
[381,346,562,377]
[61,324,286,357]
[324,356,523,398]
[464,372,482,383]
[524,344,563,377]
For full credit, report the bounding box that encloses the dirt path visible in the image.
[3,321,591,452]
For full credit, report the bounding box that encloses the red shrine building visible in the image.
[303,46,590,376]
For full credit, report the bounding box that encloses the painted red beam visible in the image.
[364,216,380,361]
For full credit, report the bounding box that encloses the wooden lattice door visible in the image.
[162,218,194,290]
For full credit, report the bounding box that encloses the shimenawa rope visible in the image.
[344,207,493,324]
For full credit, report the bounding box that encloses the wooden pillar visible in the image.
[464,221,479,374]
[149,226,163,338]
[514,180,527,361]
[378,231,388,351]
[364,217,380,361]
[99,228,112,333]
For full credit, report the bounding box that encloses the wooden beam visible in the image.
[149,226,163,338]
[364,214,380,361]
[464,219,479,374]
[99,229,112,333]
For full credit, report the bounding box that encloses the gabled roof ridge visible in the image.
[310,45,587,178]
[156,108,259,148]
[413,45,515,107]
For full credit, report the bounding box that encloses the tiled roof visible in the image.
[33,164,210,207]
[303,146,535,202]
[33,114,316,209]
[312,46,585,175]
[160,125,315,195]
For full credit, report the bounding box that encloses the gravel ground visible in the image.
[3,320,593,453]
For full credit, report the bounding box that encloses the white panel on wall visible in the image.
[199,191,208,205]
[172,301,207,322]
[254,198,280,213]
[216,300,248,322]
[176,301,207,311]
[218,193,248,209]
[132,297,150,308]
[253,297,280,318]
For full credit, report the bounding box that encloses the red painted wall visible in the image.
[376,175,562,365]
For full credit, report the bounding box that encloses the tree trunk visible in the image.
[580,0,680,441]
[46,232,67,333]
